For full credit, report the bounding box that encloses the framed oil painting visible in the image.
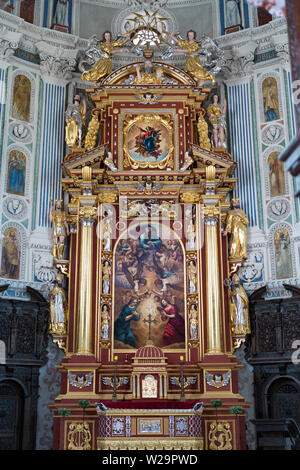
[113,222,186,351]
[123,114,174,169]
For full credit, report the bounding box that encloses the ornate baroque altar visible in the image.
[48,17,251,450]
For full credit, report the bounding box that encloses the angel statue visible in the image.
[81,31,128,84]
[65,94,87,148]
[166,30,219,86]
[206,95,227,149]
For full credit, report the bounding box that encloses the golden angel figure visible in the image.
[49,274,68,336]
[167,30,215,86]
[82,31,127,83]
[49,199,69,260]
[206,95,227,149]
[230,274,250,336]
[223,199,249,260]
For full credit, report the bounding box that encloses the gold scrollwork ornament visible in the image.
[68,423,92,450]
[208,422,232,450]
[85,111,100,151]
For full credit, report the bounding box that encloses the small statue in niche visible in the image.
[229,273,250,336]
[102,208,113,252]
[65,94,87,149]
[134,60,163,85]
[103,150,118,172]
[206,95,227,149]
[197,112,211,151]
[180,150,194,172]
[186,208,196,251]
[189,303,198,340]
[100,304,110,341]
[49,273,68,335]
[226,0,241,28]
[223,198,249,260]
[53,0,70,27]
[102,260,111,294]
[188,259,197,294]
[49,199,69,260]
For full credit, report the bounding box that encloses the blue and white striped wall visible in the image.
[37,80,66,228]
[226,79,259,227]
[0,65,8,173]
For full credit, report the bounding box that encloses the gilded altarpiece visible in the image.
[49,61,250,451]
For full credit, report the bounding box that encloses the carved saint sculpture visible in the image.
[81,31,127,83]
[197,112,211,150]
[134,61,163,85]
[229,274,250,336]
[65,94,87,148]
[226,0,241,27]
[102,260,111,294]
[189,304,198,340]
[49,199,69,260]
[101,304,110,341]
[53,0,69,26]
[186,208,196,250]
[223,199,249,260]
[167,30,215,86]
[180,150,194,172]
[102,209,113,251]
[188,260,197,294]
[206,95,227,149]
[49,274,68,335]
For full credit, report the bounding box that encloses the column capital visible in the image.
[0,27,22,62]
[36,41,79,81]
[79,206,97,226]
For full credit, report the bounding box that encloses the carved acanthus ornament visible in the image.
[36,42,78,80]
[0,27,22,61]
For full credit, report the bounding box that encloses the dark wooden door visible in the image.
[0,381,24,450]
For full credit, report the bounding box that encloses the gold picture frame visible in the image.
[123,113,174,169]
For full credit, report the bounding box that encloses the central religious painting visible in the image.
[123,114,174,169]
[113,222,186,350]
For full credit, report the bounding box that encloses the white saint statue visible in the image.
[53,0,69,26]
[226,0,241,27]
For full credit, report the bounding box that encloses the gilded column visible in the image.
[204,206,223,354]
[76,206,96,354]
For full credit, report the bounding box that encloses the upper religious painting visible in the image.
[123,114,173,169]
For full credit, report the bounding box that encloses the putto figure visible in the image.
[223,198,249,260]
[81,31,127,84]
[49,199,69,260]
